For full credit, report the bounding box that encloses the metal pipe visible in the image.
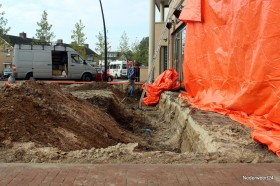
[99,0,108,81]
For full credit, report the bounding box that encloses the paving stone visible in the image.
[0,163,279,186]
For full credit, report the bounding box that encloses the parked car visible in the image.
[94,67,114,82]
[3,68,13,78]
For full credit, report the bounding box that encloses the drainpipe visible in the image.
[149,0,155,83]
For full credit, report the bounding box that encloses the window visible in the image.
[71,54,84,64]
[160,46,168,73]
[173,25,186,82]
[5,49,11,57]
[110,64,122,69]
[110,64,116,69]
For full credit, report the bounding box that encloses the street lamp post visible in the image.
[99,0,107,81]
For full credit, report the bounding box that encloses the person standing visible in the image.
[127,61,136,97]
[134,62,140,82]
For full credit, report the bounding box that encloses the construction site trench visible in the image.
[0,81,279,164]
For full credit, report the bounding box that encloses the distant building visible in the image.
[149,0,185,83]
[83,44,99,66]
[107,51,120,61]
[98,51,121,67]
[0,32,33,74]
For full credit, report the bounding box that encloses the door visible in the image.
[109,64,120,78]
[15,49,34,79]
[68,53,86,79]
[121,63,127,77]
[112,64,121,78]
[33,50,52,78]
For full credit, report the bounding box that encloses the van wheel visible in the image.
[115,74,118,79]
[82,73,92,82]
[25,72,33,80]
[107,77,112,82]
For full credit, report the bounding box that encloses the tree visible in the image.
[118,31,130,60]
[95,31,111,60]
[35,10,55,43]
[0,4,10,47]
[70,19,87,57]
[132,37,149,66]
[71,19,86,45]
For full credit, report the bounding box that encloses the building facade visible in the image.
[150,0,185,84]
[0,44,13,74]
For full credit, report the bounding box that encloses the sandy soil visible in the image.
[0,81,279,164]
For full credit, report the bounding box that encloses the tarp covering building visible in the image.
[179,0,280,157]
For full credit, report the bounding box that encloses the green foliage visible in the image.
[118,32,130,60]
[0,4,10,48]
[95,32,103,56]
[95,31,111,59]
[131,37,149,66]
[70,19,87,57]
[35,10,55,43]
[71,19,86,46]
[125,50,133,61]
[70,42,86,58]
[95,30,148,66]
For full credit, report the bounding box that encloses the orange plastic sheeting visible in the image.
[179,0,201,22]
[142,69,180,106]
[179,0,280,157]
[3,82,11,86]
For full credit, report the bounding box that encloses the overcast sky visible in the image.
[1,0,160,52]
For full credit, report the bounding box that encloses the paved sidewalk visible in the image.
[0,163,279,185]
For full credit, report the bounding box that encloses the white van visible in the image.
[12,43,96,81]
[108,60,127,79]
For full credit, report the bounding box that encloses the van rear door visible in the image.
[14,48,34,79]
[33,50,52,78]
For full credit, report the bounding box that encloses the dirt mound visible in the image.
[0,81,279,164]
[0,81,139,152]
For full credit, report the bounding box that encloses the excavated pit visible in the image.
[65,83,280,157]
[0,81,279,163]
[67,83,280,163]
[67,84,180,153]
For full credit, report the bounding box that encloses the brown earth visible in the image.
[0,81,279,164]
[0,81,143,152]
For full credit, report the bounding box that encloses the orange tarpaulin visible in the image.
[142,69,180,106]
[179,0,280,157]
